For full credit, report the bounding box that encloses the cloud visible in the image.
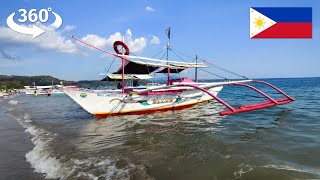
[0,23,77,54]
[0,24,150,59]
[80,29,147,54]
[145,6,155,12]
[124,29,147,53]
[61,25,76,32]
[150,35,160,45]
[80,34,109,49]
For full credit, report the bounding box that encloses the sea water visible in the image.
[0,78,319,179]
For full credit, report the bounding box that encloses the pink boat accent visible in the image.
[233,82,278,104]
[143,90,183,95]
[169,78,194,85]
[176,84,236,112]
[252,80,294,101]
[220,80,295,115]
[220,97,293,116]
[177,80,294,116]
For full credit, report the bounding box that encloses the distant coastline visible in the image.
[0,75,101,89]
[1,75,319,90]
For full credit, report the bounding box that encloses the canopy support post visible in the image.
[195,53,198,82]
[166,47,170,85]
[121,57,125,94]
[166,27,171,85]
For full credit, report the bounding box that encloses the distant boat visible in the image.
[24,85,64,96]
[51,89,64,95]
[0,92,10,97]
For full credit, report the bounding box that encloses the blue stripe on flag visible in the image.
[252,7,312,22]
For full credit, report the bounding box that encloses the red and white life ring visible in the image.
[113,41,130,55]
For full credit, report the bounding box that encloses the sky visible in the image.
[0,0,319,81]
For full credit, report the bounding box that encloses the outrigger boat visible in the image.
[63,32,294,118]
[24,82,64,96]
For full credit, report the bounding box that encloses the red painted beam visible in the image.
[220,97,293,116]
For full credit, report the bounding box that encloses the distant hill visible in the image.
[0,75,102,89]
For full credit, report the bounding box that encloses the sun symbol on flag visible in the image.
[254,17,266,29]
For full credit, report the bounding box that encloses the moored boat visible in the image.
[24,84,64,96]
[64,30,294,118]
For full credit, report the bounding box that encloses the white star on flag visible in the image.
[250,8,276,38]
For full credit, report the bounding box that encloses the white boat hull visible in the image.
[63,86,223,118]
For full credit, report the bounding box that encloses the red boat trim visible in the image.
[233,83,278,104]
[219,80,294,115]
[176,84,236,112]
[176,81,294,116]
[94,99,212,118]
[220,97,293,116]
[252,80,295,101]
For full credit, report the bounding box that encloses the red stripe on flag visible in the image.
[253,22,312,38]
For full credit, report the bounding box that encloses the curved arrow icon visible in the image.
[6,12,45,38]
[51,11,63,29]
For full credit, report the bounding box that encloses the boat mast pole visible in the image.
[166,27,171,85]
[195,53,198,82]
[121,36,125,94]
[166,43,170,85]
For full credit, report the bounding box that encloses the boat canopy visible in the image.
[118,55,208,68]
[113,60,160,74]
[113,55,207,75]
[156,67,186,73]
[101,73,153,81]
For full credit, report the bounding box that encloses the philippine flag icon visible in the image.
[250,7,312,38]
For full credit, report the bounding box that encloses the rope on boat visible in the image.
[171,49,249,80]
[94,97,127,132]
[151,47,167,58]
[170,50,228,80]
[200,60,249,80]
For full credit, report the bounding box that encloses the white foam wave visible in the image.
[261,164,320,176]
[16,113,71,179]
[73,158,148,180]
[77,172,98,180]
[15,113,150,179]
[8,100,19,105]
[234,164,254,179]
[25,126,68,179]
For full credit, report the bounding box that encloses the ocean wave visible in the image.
[72,158,151,180]
[233,163,254,179]
[261,164,320,176]
[20,113,71,179]
[15,113,152,179]
[8,100,19,105]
